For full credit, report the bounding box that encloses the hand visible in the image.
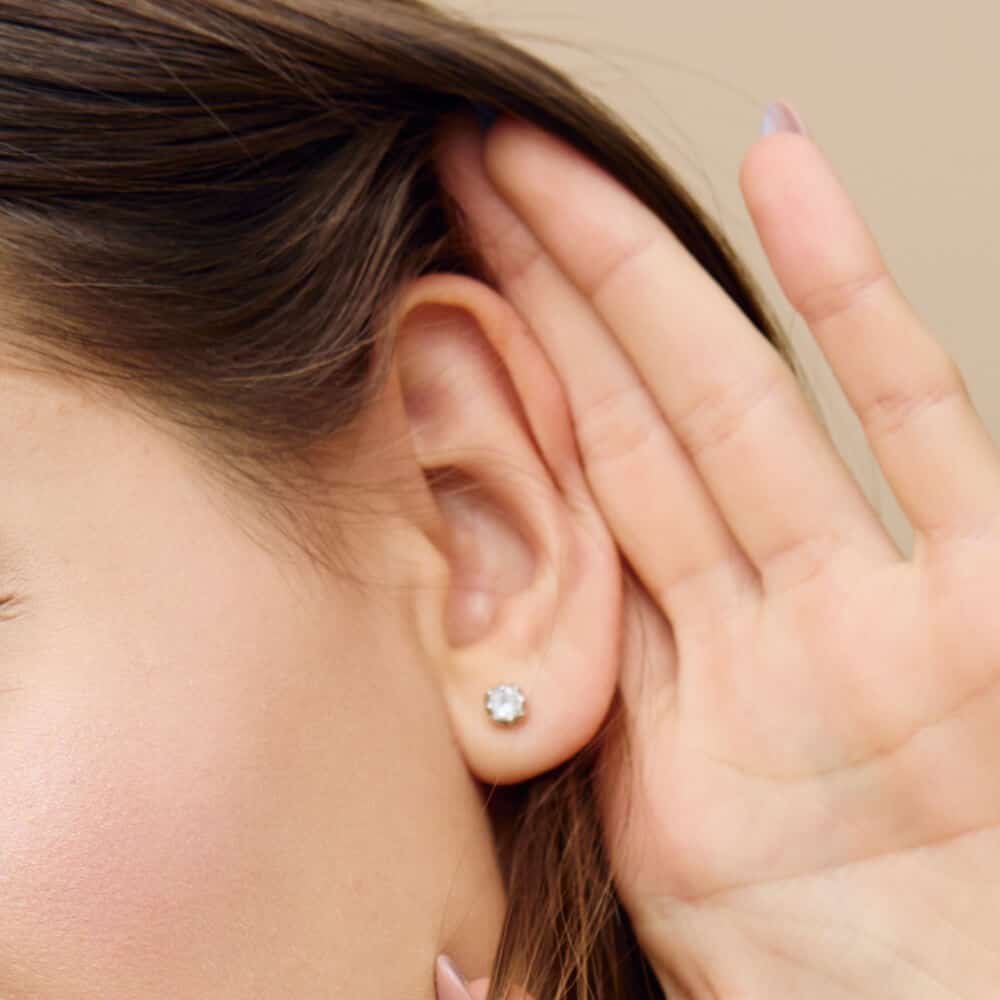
[437,110,1000,998]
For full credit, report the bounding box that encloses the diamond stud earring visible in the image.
[485,683,527,726]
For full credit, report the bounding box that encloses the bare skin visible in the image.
[7,98,997,998]
[0,153,627,996]
[0,358,525,997]
[437,111,1000,997]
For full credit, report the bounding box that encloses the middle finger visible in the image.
[476,117,901,594]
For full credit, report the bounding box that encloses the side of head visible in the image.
[0,2,796,997]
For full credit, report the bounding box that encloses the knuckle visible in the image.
[758,527,846,594]
[861,359,967,441]
[653,552,757,625]
[499,231,547,289]
[576,381,665,468]
[919,507,1000,550]
[673,367,787,463]
[586,228,660,301]
[797,269,891,327]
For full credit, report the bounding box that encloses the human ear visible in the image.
[391,273,623,786]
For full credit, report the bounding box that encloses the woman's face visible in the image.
[0,362,506,997]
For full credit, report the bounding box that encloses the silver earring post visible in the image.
[485,683,527,726]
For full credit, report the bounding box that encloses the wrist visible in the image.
[631,864,1000,1000]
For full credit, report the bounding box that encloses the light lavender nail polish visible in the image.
[762,100,810,138]
[436,954,472,1000]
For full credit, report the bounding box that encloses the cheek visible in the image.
[0,676,265,993]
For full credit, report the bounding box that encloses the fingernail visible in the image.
[761,100,811,138]
[436,954,473,1000]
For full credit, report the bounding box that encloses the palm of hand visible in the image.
[598,536,1000,993]
[436,109,1000,995]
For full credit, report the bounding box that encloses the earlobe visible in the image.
[392,273,623,785]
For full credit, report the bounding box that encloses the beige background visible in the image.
[443,0,999,557]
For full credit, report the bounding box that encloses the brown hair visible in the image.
[0,1,808,995]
